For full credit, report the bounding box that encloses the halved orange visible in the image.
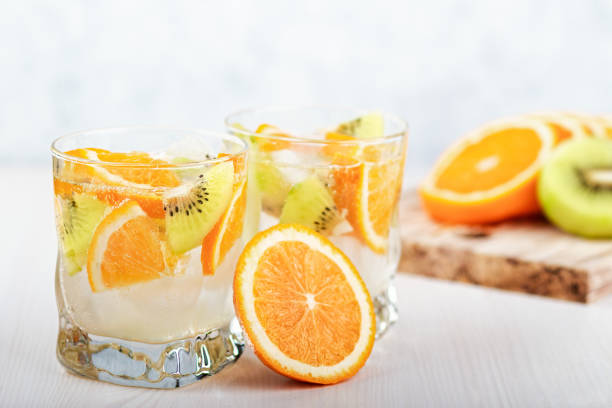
[332,156,403,253]
[62,148,180,218]
[87,200,167,292]
[201,180,247,275]
[420,117,555,224]
[234,223,375,384]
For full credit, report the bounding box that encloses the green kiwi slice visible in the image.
[164,161,234,254]
[538,138,612,238]
[279,175,342,234]
[337,112,384,138]
[58,193,108,275]
[255,160,292,216]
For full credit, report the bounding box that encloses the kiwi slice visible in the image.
[171,155,217,181]
[279,175,342,234]
[255,160,292,216]
[538,138,612,238]
[337,112,384,138]
[164,161,234,253]
[58,193,108,275]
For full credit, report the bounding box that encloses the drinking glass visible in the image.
[225,107,408,336]
[51,127,250,388]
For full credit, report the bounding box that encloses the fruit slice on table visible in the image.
[87,200,167,292]
[56,193,108,276]
[332,159,403,253]
[538,138,612,238]
[591,115,612,139]
[233,223,375,384]
[164,161,234,254]
[279,175,342,234]
[62,148,181,218]
[201,180,247,275]
[420,118,555,224]
[565,113,608,138]
[528,112,588,143]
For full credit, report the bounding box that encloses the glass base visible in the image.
[56,314,244,389]
[373,284,398,338]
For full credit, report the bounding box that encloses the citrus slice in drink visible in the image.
[62,148,180,218]
[87,200,167,292]
[332,158,403,253]
[254,124,293,152]
[420,117,555,224]
[201,180,247,275]
[234,223,376,384]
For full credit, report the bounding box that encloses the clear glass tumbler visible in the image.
[51,127,250,388]
[225,107,408,336]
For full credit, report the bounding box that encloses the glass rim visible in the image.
[224,105,408,146]
[50,125,248,168]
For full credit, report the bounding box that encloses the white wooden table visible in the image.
[3,167,612,407]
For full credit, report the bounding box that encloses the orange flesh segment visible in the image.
[59,148,180,218]
[549,123,572,143]
[368,161,401,237]
[201,182,247,275]
[255,124,293,152]
[100,215,165,288]
[436,128,542,193]
[253,241,360,366]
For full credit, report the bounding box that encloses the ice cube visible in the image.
[154,136,215,162]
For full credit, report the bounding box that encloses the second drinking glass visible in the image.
[225,107,408,336]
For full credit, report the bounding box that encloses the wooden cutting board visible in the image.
[399,191,612,302]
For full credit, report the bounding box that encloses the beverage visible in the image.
[51,127,251,388]
[225,108,408,336]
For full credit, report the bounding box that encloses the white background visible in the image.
[1,0,611,175]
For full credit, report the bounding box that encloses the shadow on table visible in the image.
[202,350,324,391]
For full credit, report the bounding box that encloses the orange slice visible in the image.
[234,224,375,384]
[62,148,180,218]
[87,200,167,292]
[322,131,360,158]
[592,115,612,139]
[254,124,293,152]
[528,112,588,143]
[563,112,608,138]
[201,180,247,275]
[420,118,555,224]
[332,157,403,253]
[603,115,612,139]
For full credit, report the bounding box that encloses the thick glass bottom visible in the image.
[373,283,398,338]
[56,314,244,389]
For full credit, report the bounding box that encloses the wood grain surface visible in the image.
[4,168,612,407]
[400,192,612,303]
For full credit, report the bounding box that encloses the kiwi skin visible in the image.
[279,175,342,234]
[538,138,612,238]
